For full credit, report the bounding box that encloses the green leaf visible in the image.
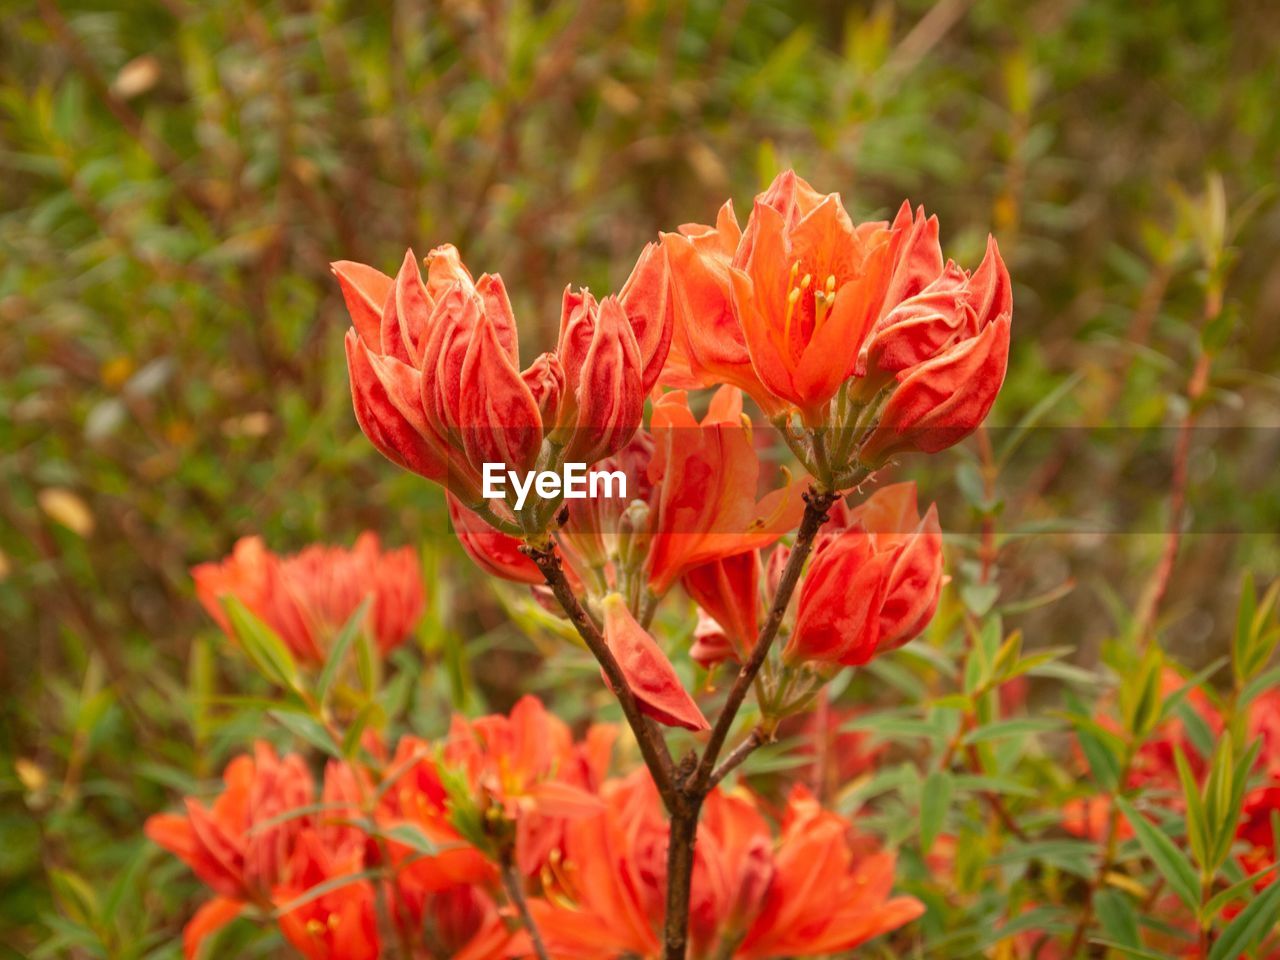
[1173,744,1208,871]
[380,823,442,856]
[962,717,1061,745]
[1203,862,1278,923]
[1095,888,1141,949]
[1207,872,1280,960]
[222,596,301,693]
[245,802,354,836]
[1067,712,1126,792]
[1090,940,1171,960]
[1122,646,1163,738]
[919,770,952,855]
[1233,574,1257,686]
[951,774,1038,798]
[1240,665,1280,708]
[1115,796,1200,911]
[272,869,380,918]
[269,710,341,758]
[316,597,371,705]
[1203,733,1237,871]
[961,582,1000,618]
[342,701,383,758]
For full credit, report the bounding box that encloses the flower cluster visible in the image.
[148,698,920,960]
[339,170,1010,520]
[152,170,1015,959]
[335,242,671,530]
[193,533,424,664]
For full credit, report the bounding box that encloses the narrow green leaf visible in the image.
[920,770,952,854]
[1172,744,1209,872]
[380,823,442,856]
[269,710,340,758]
[1090,940,1172,960]
[997,370,1086,467]
[962,717,1061,745]
[1203,862,1278,922]
[1207,873,1280,960]
[1095,888,1141,949]
[316,597,371,705]
[342,701,383,758]
[1233,574,1257,686]
[222,596,300,693]
[1115,797,1199,912]
[272,869,380,918]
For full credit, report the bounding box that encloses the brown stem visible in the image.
[526,545,677,803]
[662,793,703,960]
[662,488,837,960]
[1135,348,1211,641]
[976,425,999,584]
[691,488,837,792]
[708,727,766,788]
[500,852,551,960]
[1066,752,1132,956]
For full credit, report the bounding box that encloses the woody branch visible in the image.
[663,486,839,960]
[524,543,679,805]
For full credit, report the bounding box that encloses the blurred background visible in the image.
[2,0,1278,954]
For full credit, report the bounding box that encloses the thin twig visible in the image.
[500,853,551,960]
[526,545,677,803]
[691,488,838,792]
[1135,349,1211,641]
[708,727,767,788]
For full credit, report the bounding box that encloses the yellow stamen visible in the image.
[812,274,838,330]
[784,287,801,344]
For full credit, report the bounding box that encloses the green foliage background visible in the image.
[1,0,1278,956]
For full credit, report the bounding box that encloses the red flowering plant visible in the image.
[140,170,1280,960]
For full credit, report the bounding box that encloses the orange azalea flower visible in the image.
[398,882,521,960]
[682,550,760,667]
[335,242,671,509]
[728,171,899,423]
[441,695,615,874]
[662,172,953,425]
[145,742,313,906]
[274,829,380,960]
[860,235,1012,461]
[146,745,367,958]
[690,605,737,670]
[644,387,803,596]
[530,771,920,959]
[446,492,545,585]
[860,236,1010,378]
[660,200,775,410]
[785,482,942,666]
[735,786,924,958]
[375,736,495,893]
[193,533,424,664]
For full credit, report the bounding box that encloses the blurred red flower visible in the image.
[193,533,424,664]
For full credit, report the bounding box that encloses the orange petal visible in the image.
[601,594,709,731]
[331,260,391,347]
[183,896,244,960]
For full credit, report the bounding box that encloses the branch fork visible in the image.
[527,486,839,960]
